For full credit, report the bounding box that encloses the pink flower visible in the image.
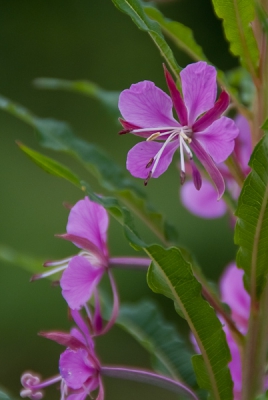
[20,311,104,400]
[180,115,252,218]
[119,61,239,198]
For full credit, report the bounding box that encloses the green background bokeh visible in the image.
[0,1,237,398]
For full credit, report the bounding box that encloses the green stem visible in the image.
[242,283,268,400]
[225,155,245,189]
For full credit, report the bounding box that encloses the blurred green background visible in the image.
[0,0,238,398]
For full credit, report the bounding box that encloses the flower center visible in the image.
[142,126,193,185]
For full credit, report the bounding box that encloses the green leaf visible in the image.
[110,0,181,78]
[0,95,178,246]
[235,133,268,299]
[117,300,196,387]
[34,78,120,120]
[262,118,268,130]
[17,142,81,188]
[0,388,19,400]
[144,6,209,63]
[0,244,44,276]
[146,244,233,400]
[211,0,259,75]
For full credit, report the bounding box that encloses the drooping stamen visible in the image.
[93,290,103,334]
[99,270,119,336]
[43,256,72,268]
[190,160,202,190]
[179,135,186,177]
[180,171,186,185]
[31,264,68,281]
[150,130,178,176]
[146,158,154,168]
[144,171,152,186]
[181,137,193,159]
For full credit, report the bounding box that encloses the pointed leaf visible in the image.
[0,244,45,276]
[235,133,268,299]
[110,0,181,78]
[117,300,196,387]
[34,78,120,120]
[146,244,233,400]
[262,118,268,130]
[0,95,178,246]
[211,0,259,75]
[17,142,81,188]
[145,6,209,63]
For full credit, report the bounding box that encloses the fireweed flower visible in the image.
[119,61,239,198]
[34,197,150,334]
[20,310,104,400]
[180,115,252,218]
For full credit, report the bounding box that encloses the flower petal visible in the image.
[194,116,239,163]
[39,331,85,350]
[126,140,179,179]
[180,180,227,218]
[192,90,229,132]
[67,197,109,257]
[119,81,179,128]
[163,65,188,126]
[66,392,87,400]
[60,349,94,390]
[180,61,217,125]
[234,114,252,171]
[220,263,250,333]
[60,256,104,310]
[190,138,225,199]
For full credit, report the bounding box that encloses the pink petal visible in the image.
[180,180,226,218]
[39,331,85,350]
[119,81,180,128]
[194,117,239,163]
[220,263,250,333]
[67,197,109,257]
[163,65,188,126]
[223,327,242,396]
[60,349,94,390]
[126,140,179,179]
[180,62,217,126]
[234,114,252,172]
[190,139,225,199]
[60,256,104,310]
[71,310,94,349]
[66,392,87,400]
[192,90,229,132]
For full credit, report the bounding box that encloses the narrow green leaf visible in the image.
[0,388,19,400]
[110,0,181,78]
[146,244,233,400]
[18,142,81,188]
[117,300,196,387]
[0,244,44,276]
[0,95,178,246]
[34,78,120,120]
[211,0,259,75]
[262,118,268,130]
[235,133,268,299]
[144,6,208,63]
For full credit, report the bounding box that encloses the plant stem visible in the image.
[101,366,199,400]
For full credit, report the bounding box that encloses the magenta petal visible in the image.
[192,90,230,132]
[180,180,227,218]
[71,310,94,349]
[39,331,85,350]
[119,81,180,128]
[180,62,217,126]
[118,118,141,134]
[163,65,188,126]
[234,114,252,171]
[60,349,94,389]
[66,392,87,400]
[126,140,179,179]
[67,197,109,256]
[191,139,225,199]
[60,256,104,310]
[195,116,239,163]
[220,263,250,332]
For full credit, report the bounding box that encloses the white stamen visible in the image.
[151,130,178,175]
[179,136,185,173]
[38,264,68,279]
[181,138,193,159]
[146,132,161,141]
[133,126,180,133]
